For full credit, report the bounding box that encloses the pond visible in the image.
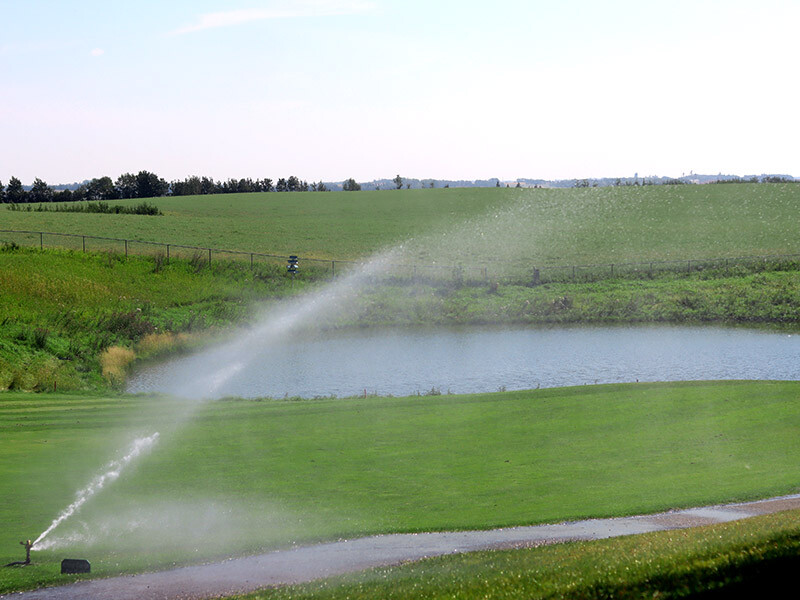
[127,325,800,399]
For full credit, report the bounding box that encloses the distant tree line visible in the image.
[576,175,798,188]
[3,170,797,203]
[710,176,797,185]
[0,171,336,204]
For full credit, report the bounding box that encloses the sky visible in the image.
[1,0,798,185]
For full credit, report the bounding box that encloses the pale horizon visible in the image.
[2,0,798,186]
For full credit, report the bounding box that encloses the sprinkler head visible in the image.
[4,540,33,566]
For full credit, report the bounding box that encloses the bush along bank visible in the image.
[350,270,800,328]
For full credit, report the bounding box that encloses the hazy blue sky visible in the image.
[2,0,798,184]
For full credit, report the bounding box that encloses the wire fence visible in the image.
[2,228,800,286]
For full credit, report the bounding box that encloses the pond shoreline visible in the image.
[127,323,800,400]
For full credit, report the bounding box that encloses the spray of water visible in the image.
[148,248,403,400]
[32,433,160,550]
[30,254,401,551]
[44,194,584,550]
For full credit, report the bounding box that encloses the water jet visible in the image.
[31,433,160,551]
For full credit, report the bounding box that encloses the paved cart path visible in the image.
[6,493,800,600]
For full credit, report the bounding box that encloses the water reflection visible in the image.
[128,325,800,399]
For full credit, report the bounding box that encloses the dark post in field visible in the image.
[287,255,299,285]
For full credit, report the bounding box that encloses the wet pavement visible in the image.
[6,493,800,600]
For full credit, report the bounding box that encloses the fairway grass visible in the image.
[1,381,800,593]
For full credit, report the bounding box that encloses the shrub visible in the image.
[152,252,166,273]
[189,251,206,273]
[101,310,155,339]
[32,327,49,350]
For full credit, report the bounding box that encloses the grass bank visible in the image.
[0,245,314,390]
[236,509,800,599]
[1,381,800,593]
[354,270,800,327]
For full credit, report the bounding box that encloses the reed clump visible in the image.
[100,346,136,385]
[135,332,192,359]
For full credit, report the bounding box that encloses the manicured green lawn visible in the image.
[2,381,799,593]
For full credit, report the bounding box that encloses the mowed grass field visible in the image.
[3,184,800,266]
[2,381,800,593]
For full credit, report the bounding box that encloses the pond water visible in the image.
[127,325,800,399]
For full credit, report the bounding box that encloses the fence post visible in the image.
[610,263,614,277]
[483,266,488,281]
[82,236,86,252]
[124,239,128,257]
[166,244,170,263]
[572,265,576,280]
[687,260,691,273]
[332,260,335,278]
[208,248,212,264]
[40,232,43,250]
[250,253,254,269]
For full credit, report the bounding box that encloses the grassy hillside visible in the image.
[3,184,800,268]
[2,381,800,593]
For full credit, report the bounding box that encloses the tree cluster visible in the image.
[0,171,334,204]
[342,178,361,191]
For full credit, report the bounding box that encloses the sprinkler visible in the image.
[4,540,32,567]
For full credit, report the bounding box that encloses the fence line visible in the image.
[2,228,800,285]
